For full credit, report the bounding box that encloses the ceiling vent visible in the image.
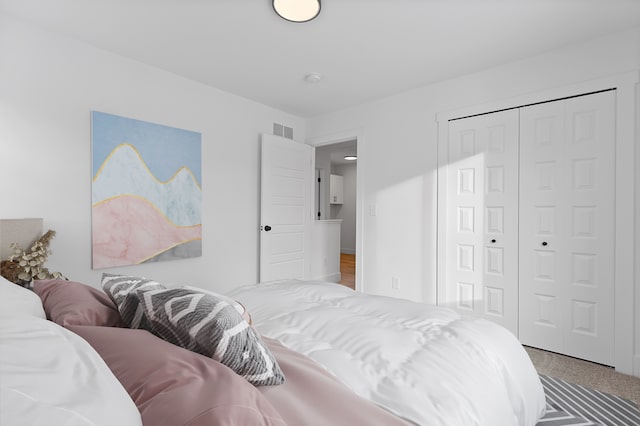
[273,123,293,140]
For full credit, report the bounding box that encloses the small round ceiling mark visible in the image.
[304,73,322,83]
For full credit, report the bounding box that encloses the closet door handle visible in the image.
[490,239,496,243]
[541,241,548,246]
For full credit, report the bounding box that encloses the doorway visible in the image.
[314,139,358,289]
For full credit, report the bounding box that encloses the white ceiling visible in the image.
[2,0,640,118]
[316,139,357,166]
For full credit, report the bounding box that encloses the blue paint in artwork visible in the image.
[91,111,202,185]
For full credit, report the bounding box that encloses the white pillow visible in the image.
[0,275,46,319]
[0,316,142,426]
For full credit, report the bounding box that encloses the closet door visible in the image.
[446,109,519,335]
[519,91,615,365]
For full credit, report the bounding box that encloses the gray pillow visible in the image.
[135,287,285,386]
[102,273,165,328]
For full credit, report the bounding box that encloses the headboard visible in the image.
[0,218,43,260]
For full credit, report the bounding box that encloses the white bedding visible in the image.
[229,280,547,426]
[0,276,142,426]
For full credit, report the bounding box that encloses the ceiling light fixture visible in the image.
[273,0,321,23]
[344,155,357,161]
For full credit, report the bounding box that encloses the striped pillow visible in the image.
[181,285,253,325]
[102,273,165,328]
[135,288,284,386]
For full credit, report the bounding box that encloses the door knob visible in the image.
[491,239,496,243]
[264,225,272,232]
[542,241,548,246]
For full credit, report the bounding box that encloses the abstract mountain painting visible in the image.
[91,111,202,269]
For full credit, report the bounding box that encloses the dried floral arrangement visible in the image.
[0,230,66,288]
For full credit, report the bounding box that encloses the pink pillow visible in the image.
[68,325,286,426]
[33,279,123,327]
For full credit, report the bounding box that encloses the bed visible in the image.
[0,274,546,425]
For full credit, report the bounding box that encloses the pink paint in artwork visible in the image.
[92,195,202,269]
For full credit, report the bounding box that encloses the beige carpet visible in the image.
[525,346,640,407]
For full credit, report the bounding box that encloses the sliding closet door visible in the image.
[445,109,519,335]
[519,91,615,365]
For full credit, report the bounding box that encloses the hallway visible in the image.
[338,253,355,290]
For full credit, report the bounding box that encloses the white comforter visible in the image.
[229,280,546,426]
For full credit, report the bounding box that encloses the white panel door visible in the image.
[446,109,519,335]
[260,134,312,282]
[519,91,615,365]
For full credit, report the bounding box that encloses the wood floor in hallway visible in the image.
[339,253,355,290]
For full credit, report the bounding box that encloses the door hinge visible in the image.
[317,177,321,183]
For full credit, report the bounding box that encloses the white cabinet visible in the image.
[330,174,344,204]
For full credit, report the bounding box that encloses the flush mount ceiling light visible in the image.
[273,0,321,23]
[344,155,357,161]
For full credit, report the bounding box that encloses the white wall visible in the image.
[0,14,306,293]
[307,27,640,372]
[331,163,357,254]
[637,83,640,375]
[3,12,640,373]
[308,25,640,300]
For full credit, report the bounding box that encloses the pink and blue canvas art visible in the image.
[91,111,202,269]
